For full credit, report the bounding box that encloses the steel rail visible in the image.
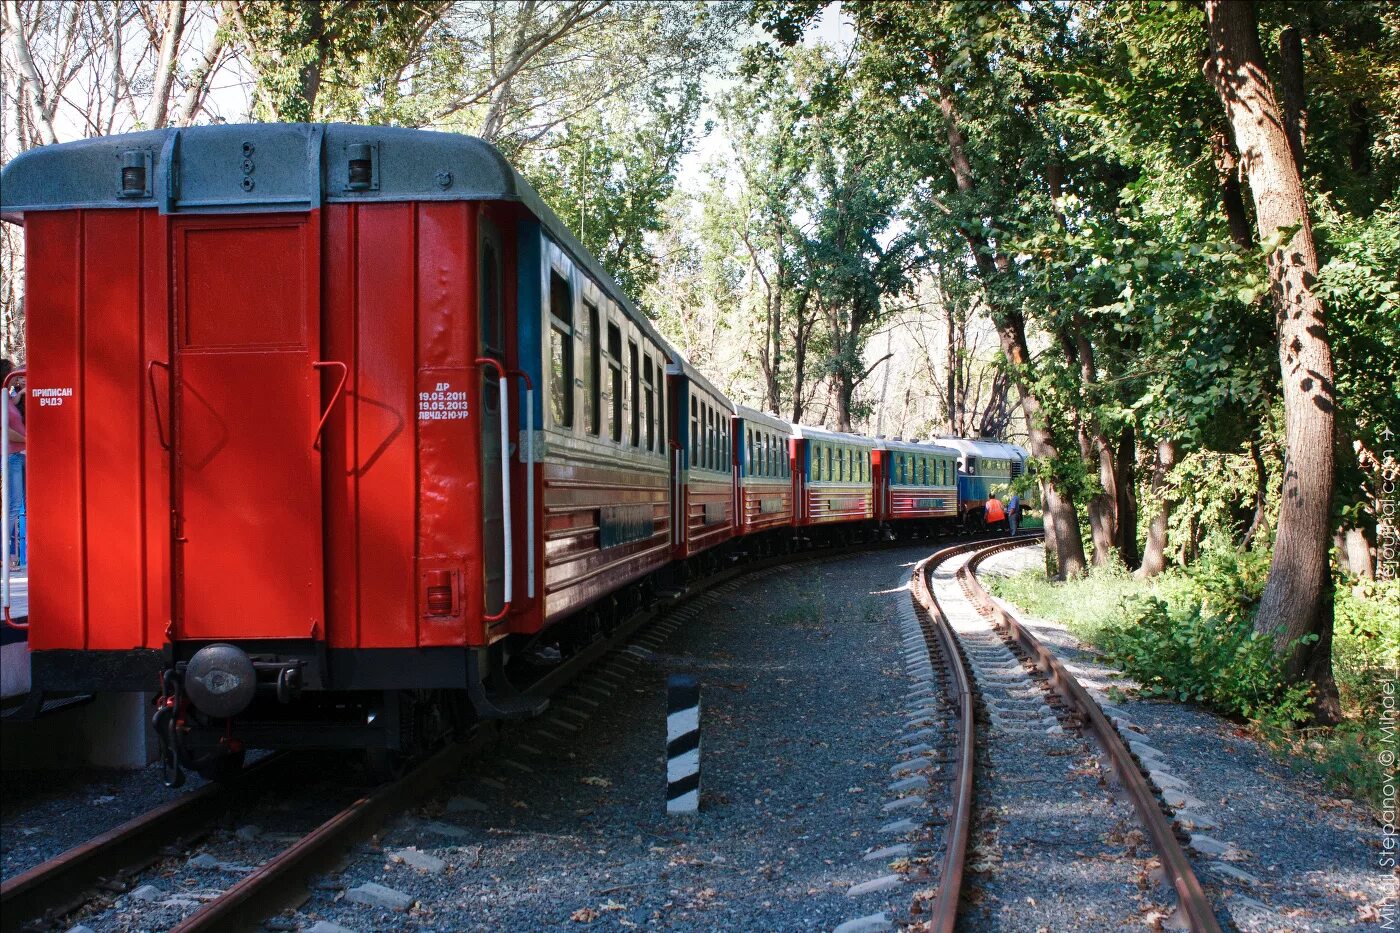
[958,540,1222,933]
[167,729,496,932]
[908,538,1000,933]
[5,529,1017,932]
[168,532,1010,931]
[0,752,295,933]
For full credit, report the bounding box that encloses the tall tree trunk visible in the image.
[937,82,1086,576]
[142,0,187,129]
[1241,439,1271,549]
[1000,313,1086,578]
[835,374,854,433]
[175,5,230,126]
[1114,427,1139,568]
[1278,26,1306,171]
[3,0,58,145]
[1137,438,1177,578]
[945,308,958,434]
[789,291,812,425]
[1206,0,1339,723]
[1048,162,1116,567]
[1212,131,1255,248]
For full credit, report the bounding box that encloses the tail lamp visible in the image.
[426,570,454,616]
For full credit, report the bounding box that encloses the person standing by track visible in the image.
[984,494,1006,533]
[1007,491,1021,536]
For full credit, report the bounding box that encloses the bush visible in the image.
[1098,596,1312,724]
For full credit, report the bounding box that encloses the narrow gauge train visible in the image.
[0,124,1025,783]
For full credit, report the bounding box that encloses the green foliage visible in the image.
[233,1,445,122]
[1100,596,1311,722]
[522,83,703,298]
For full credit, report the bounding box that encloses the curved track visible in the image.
[908,536,1222,932]
[6,533,1221,932]
[2,530,996,932]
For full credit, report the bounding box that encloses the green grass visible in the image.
[988,549,1400,813]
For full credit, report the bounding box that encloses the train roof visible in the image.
[0,122,673,353]
[932,437,1029,461]
[875,437,960,457]
[794,425,876,447]
[666,357,736,413]
[734,405,795,435]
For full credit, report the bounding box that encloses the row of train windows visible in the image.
[746,428,790,479]
[894,453,954,487]
[689,396,731,474]
[548,270,665,454]
[811,443,870,483]
[970,457,1011,475]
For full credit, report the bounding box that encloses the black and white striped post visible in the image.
[666,674,700,814]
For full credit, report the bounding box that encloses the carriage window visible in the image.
[628,342,640,447]
[699,403,707,468]
[643,356,655,451]
[712,408,720,470]
[690,398,699,465]
[656,373,664,450]
[584,301,600,435]
[712,407,720,470]
[549,272,574,429]
[480,241,502,352]
[607,322,622,443]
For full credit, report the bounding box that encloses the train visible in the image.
[0,124,1026,784]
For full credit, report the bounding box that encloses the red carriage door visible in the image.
[171,215,326,641]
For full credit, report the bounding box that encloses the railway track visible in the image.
[906,536,1222,932]
[3,529,1009,933]
[16,531,1210,933]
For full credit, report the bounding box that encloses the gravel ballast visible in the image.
[928,547,1170,931]
[285,544,939,932]
[978,544,1391,931]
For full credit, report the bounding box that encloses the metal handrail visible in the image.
[147,360,171,450]
[477,358,513,623]
[3,367,27,630]
[311,360,349,451]
[510,367,535,601]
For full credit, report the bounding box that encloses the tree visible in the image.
[831,1,1090,576]
[1205,0,1340,721]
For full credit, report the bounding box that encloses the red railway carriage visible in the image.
[873,439,960,535]
[528,209,673,631]
[794,426,877,537]
[732,406,796,541]
[666,359,735,563]
[0,123,678,777]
